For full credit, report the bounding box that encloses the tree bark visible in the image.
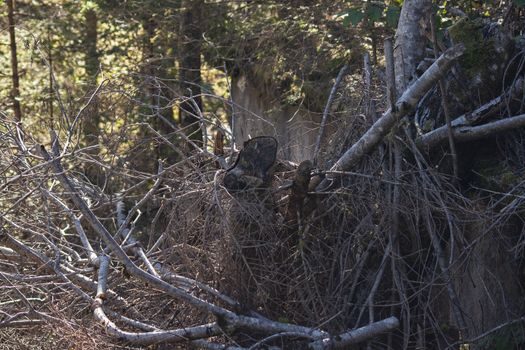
[179,0,204,144]
[82,8,100,145]
[393,0,432,93]
[7,0,22,122]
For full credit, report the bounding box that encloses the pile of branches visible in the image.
[1,34,525,350]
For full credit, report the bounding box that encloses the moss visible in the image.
[448,18,496,79]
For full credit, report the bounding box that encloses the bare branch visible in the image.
[39,140,332,339]
[317,44,465,191]
[418,113,525,148]
[92,254,225,345]
[417,77,524,149]
[313,64,349,166]
[309,317,400,349]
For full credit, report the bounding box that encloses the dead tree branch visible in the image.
[417,77,524,149]
[418,113,525,148]
[309,316,400,350]
[316,44,465,191]
[93,254,225,345]
[314,64,349,165]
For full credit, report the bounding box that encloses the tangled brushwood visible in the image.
[0,37,524,350]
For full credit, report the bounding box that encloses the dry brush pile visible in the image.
[0,39,525,350]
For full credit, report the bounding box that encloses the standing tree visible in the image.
[179,0,204,144]
[7,0,22,122]
[82,3,100,147]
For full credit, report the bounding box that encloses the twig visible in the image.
[407,138,468,336]
[116,198,160,277]
[155,262,237,308]
[62,79,108,155]
[147,200,165,250]
[43,189,99,266]
[114,160,164,242]
[430,13,458,181]
[356,240,393,326]
[446,315,525,350]
[313,64,349,166]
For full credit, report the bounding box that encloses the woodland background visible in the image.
[1,0,525,349]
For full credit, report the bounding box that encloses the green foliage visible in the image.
[385,5,401,27]
[1,0,518,164]
[80,0,98,13]
[339,2,401,28]
[204,2,360,110]
[342,8,365,26]
[367,3,383,21]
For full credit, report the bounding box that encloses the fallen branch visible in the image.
[38,135,402,348]
[316,44,465,191]
[308,316,400,349]
[40,138,333,338]
[417,113,525,148]
[418,77,524,149]
[92,254,225,345]
[313,64,349,165]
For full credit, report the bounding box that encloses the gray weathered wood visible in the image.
[316,44,465,191]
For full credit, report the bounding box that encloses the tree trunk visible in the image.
[179,0,204,144]
[139,16,177,163]
[82,8,100,146]
[393,0,432,93]
[7,0,22,122]
[48,29,54,128]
